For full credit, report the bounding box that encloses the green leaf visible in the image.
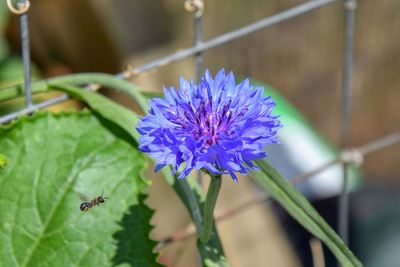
[0,112,162,267]
[0,153,6,168]
[49,83,140,141]
[0,73,148,113]
[197,235,227,267]
[112,194,163,267]
[50,84,228,266]
[253,159,363,267]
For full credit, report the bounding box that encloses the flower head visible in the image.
[137,69,281,182]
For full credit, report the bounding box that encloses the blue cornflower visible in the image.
[137,69,281,182]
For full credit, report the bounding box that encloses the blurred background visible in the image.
[1,0,400,266]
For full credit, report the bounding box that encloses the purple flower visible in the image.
[137,69,281,182]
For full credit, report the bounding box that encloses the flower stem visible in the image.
[200,174,222,244]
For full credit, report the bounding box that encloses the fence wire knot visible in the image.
[123,64,141,79]
[7,0,31,15]
[344,0,357,11]
[340,149,364,167]
[184,0,204,18]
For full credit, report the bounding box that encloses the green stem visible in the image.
[0,73,148,113]
[200,174,222,244]
[176,177,204,235]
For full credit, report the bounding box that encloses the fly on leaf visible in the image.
[79,190,107,212]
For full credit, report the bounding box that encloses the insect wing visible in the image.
[77,191,90,201]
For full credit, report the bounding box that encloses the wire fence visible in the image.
[2,0,400,265]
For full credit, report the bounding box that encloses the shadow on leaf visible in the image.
[112,194,164,267]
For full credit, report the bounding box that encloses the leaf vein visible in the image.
[21,141,114,267]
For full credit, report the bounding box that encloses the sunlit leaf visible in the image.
[0,112,162,267]
[0,153,6,168]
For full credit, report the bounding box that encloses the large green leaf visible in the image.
[50,84,228,266]
[0,112,162,267]
[253,159,363,267]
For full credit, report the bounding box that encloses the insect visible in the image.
[79,191,107,212]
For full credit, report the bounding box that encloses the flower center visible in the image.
[183,100,236,147]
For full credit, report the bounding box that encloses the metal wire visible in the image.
[293,132,400,186]
[338,0,357,248]
[358,132,400,155]
[341,0,357,144]
[0,0,338,122]
[7,0,30,15]
[18,0,33,108]
[194,12,203,82]
[338,162,350,246]
[130,0,337,75]
[0,95,68,124]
